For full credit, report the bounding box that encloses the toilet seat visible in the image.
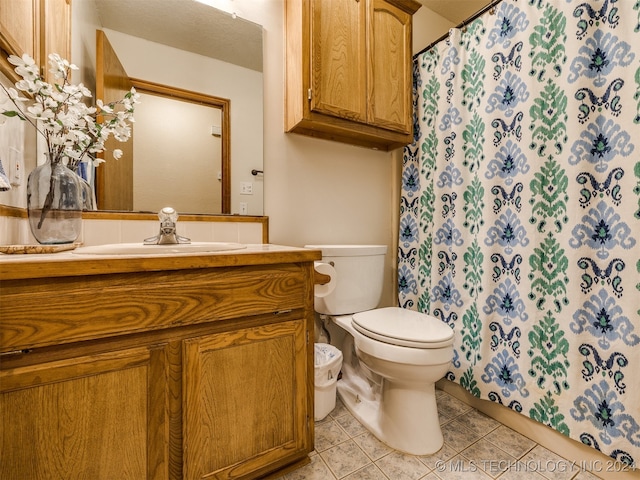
[352,307,454,349]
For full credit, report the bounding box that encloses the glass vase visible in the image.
[69,162,97,211]
[27,154,82,244]
[78,175,97,211]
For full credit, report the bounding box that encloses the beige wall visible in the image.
[132,92,223,214]
[0,73,37,210]
[413,3,455,55]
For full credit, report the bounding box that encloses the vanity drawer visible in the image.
[1,263,312,352]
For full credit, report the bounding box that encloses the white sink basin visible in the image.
[73,242,247,255]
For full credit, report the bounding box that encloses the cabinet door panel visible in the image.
[0,0,70,84]
[311,0,367,122]
[0,0,39,82]
[369,0,412,133]
[183,319,308,480]
[0,345,169,480]
[40,0,71,83]
[0,0,37,57]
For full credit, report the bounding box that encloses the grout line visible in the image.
[284,389,606,480]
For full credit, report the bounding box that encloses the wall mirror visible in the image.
[72,0,264,215]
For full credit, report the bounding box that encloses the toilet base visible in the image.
[336,375,444,456]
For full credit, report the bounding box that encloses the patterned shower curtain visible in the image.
[398,0,640,467]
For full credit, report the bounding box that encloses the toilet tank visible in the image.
[305,244,387,315]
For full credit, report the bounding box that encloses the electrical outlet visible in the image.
[240,182,253,195]
[9,147,23,186]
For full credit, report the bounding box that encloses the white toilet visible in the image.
[306,244,454,455]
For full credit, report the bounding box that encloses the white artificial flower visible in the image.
[43,96,59,110]
[57,110,80,129]
[15,79,38,95]
[47,53,78,79]
[0,87,27,116]
[78,84,92,98]
[26,103,54,121]
[96,99,114,114]
[38,82,54,97]
[112,149,123,160]
[8,54,39,80]
[0,53,140,168]
[7,53,35,68]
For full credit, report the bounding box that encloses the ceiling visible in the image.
[91,0,494,72]
[92,0,263,72]
[418,0,495,24]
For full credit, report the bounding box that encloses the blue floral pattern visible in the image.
[399,0,640,467]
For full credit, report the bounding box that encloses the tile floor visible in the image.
[274,389,604,480]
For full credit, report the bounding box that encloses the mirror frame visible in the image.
[97,77,231,214]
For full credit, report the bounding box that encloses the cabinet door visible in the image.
[0,0,70,83]
[310,0,367,122]
[183,319,309,480]
[0,0,38,58]
[0,0,39,82]
[368,0,413,133]
[40,0,71,82]
[0,345,170,480]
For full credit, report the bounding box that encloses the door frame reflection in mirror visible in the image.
[97,78,231,214]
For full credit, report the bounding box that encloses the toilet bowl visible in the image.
[333,308,453,455]
[306,245,454,455]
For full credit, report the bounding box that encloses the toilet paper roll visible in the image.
[314,261,337,297]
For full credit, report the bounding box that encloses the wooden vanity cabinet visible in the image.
[0,252,318,480]
[0,342,170,480]
[0,0,71,83]
[183,319,309,480]
[285,0,421,151]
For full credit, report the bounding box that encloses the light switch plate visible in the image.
[240,182,253,195]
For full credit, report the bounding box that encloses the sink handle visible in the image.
[144,207,191,245]
[158,206,179,224]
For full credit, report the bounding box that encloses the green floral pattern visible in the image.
[399,0,640,466]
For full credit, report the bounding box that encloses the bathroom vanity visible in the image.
[0,245,321,480]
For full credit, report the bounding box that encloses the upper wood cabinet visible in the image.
[39,0,72,78]
[0,0,71,83]
[285,0,421,151]
[309,0,367,124]
[369,0,416,133]
[0,0,39,79]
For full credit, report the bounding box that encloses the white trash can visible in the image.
[314,343,343,421]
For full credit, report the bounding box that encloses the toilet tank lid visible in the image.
[304,244,387,256]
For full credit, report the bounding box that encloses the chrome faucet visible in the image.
[144,207,191,245]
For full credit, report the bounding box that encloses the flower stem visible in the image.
[37,158,57,229]
[0,83,48,139]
